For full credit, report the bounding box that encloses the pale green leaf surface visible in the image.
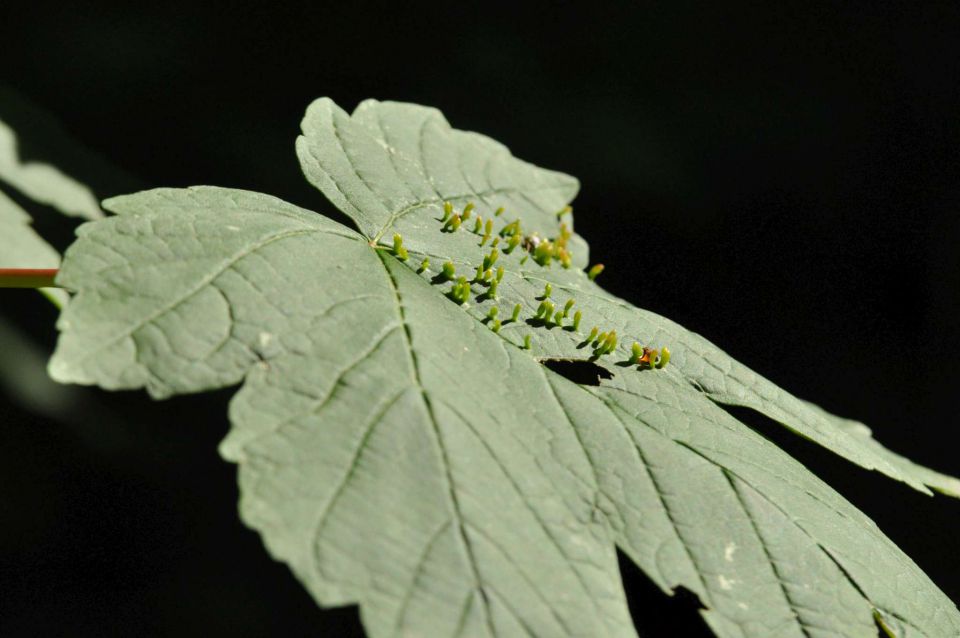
[0,118,103,220]
[49,99,960,637]
[296,98,589,266]
[52,186,636,637]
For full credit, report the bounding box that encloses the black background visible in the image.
[1,2,959,636]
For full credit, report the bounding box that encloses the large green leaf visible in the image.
[295,99,960,499]
[50,99,960,637]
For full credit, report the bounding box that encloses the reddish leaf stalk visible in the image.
[0,268,60,288]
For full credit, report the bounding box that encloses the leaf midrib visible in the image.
[375,249,497,637]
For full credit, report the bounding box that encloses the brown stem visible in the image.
[0,268,60,288]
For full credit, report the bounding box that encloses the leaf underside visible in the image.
[50,98,960,637]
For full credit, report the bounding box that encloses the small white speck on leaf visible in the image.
[718,575,736,590]
[724,542,737,562]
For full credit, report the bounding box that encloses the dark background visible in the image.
[1,2,959,636]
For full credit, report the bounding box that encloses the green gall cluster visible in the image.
[423,199,623,360]
[524,223,573,268]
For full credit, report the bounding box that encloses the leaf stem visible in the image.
[0,268,60,288]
